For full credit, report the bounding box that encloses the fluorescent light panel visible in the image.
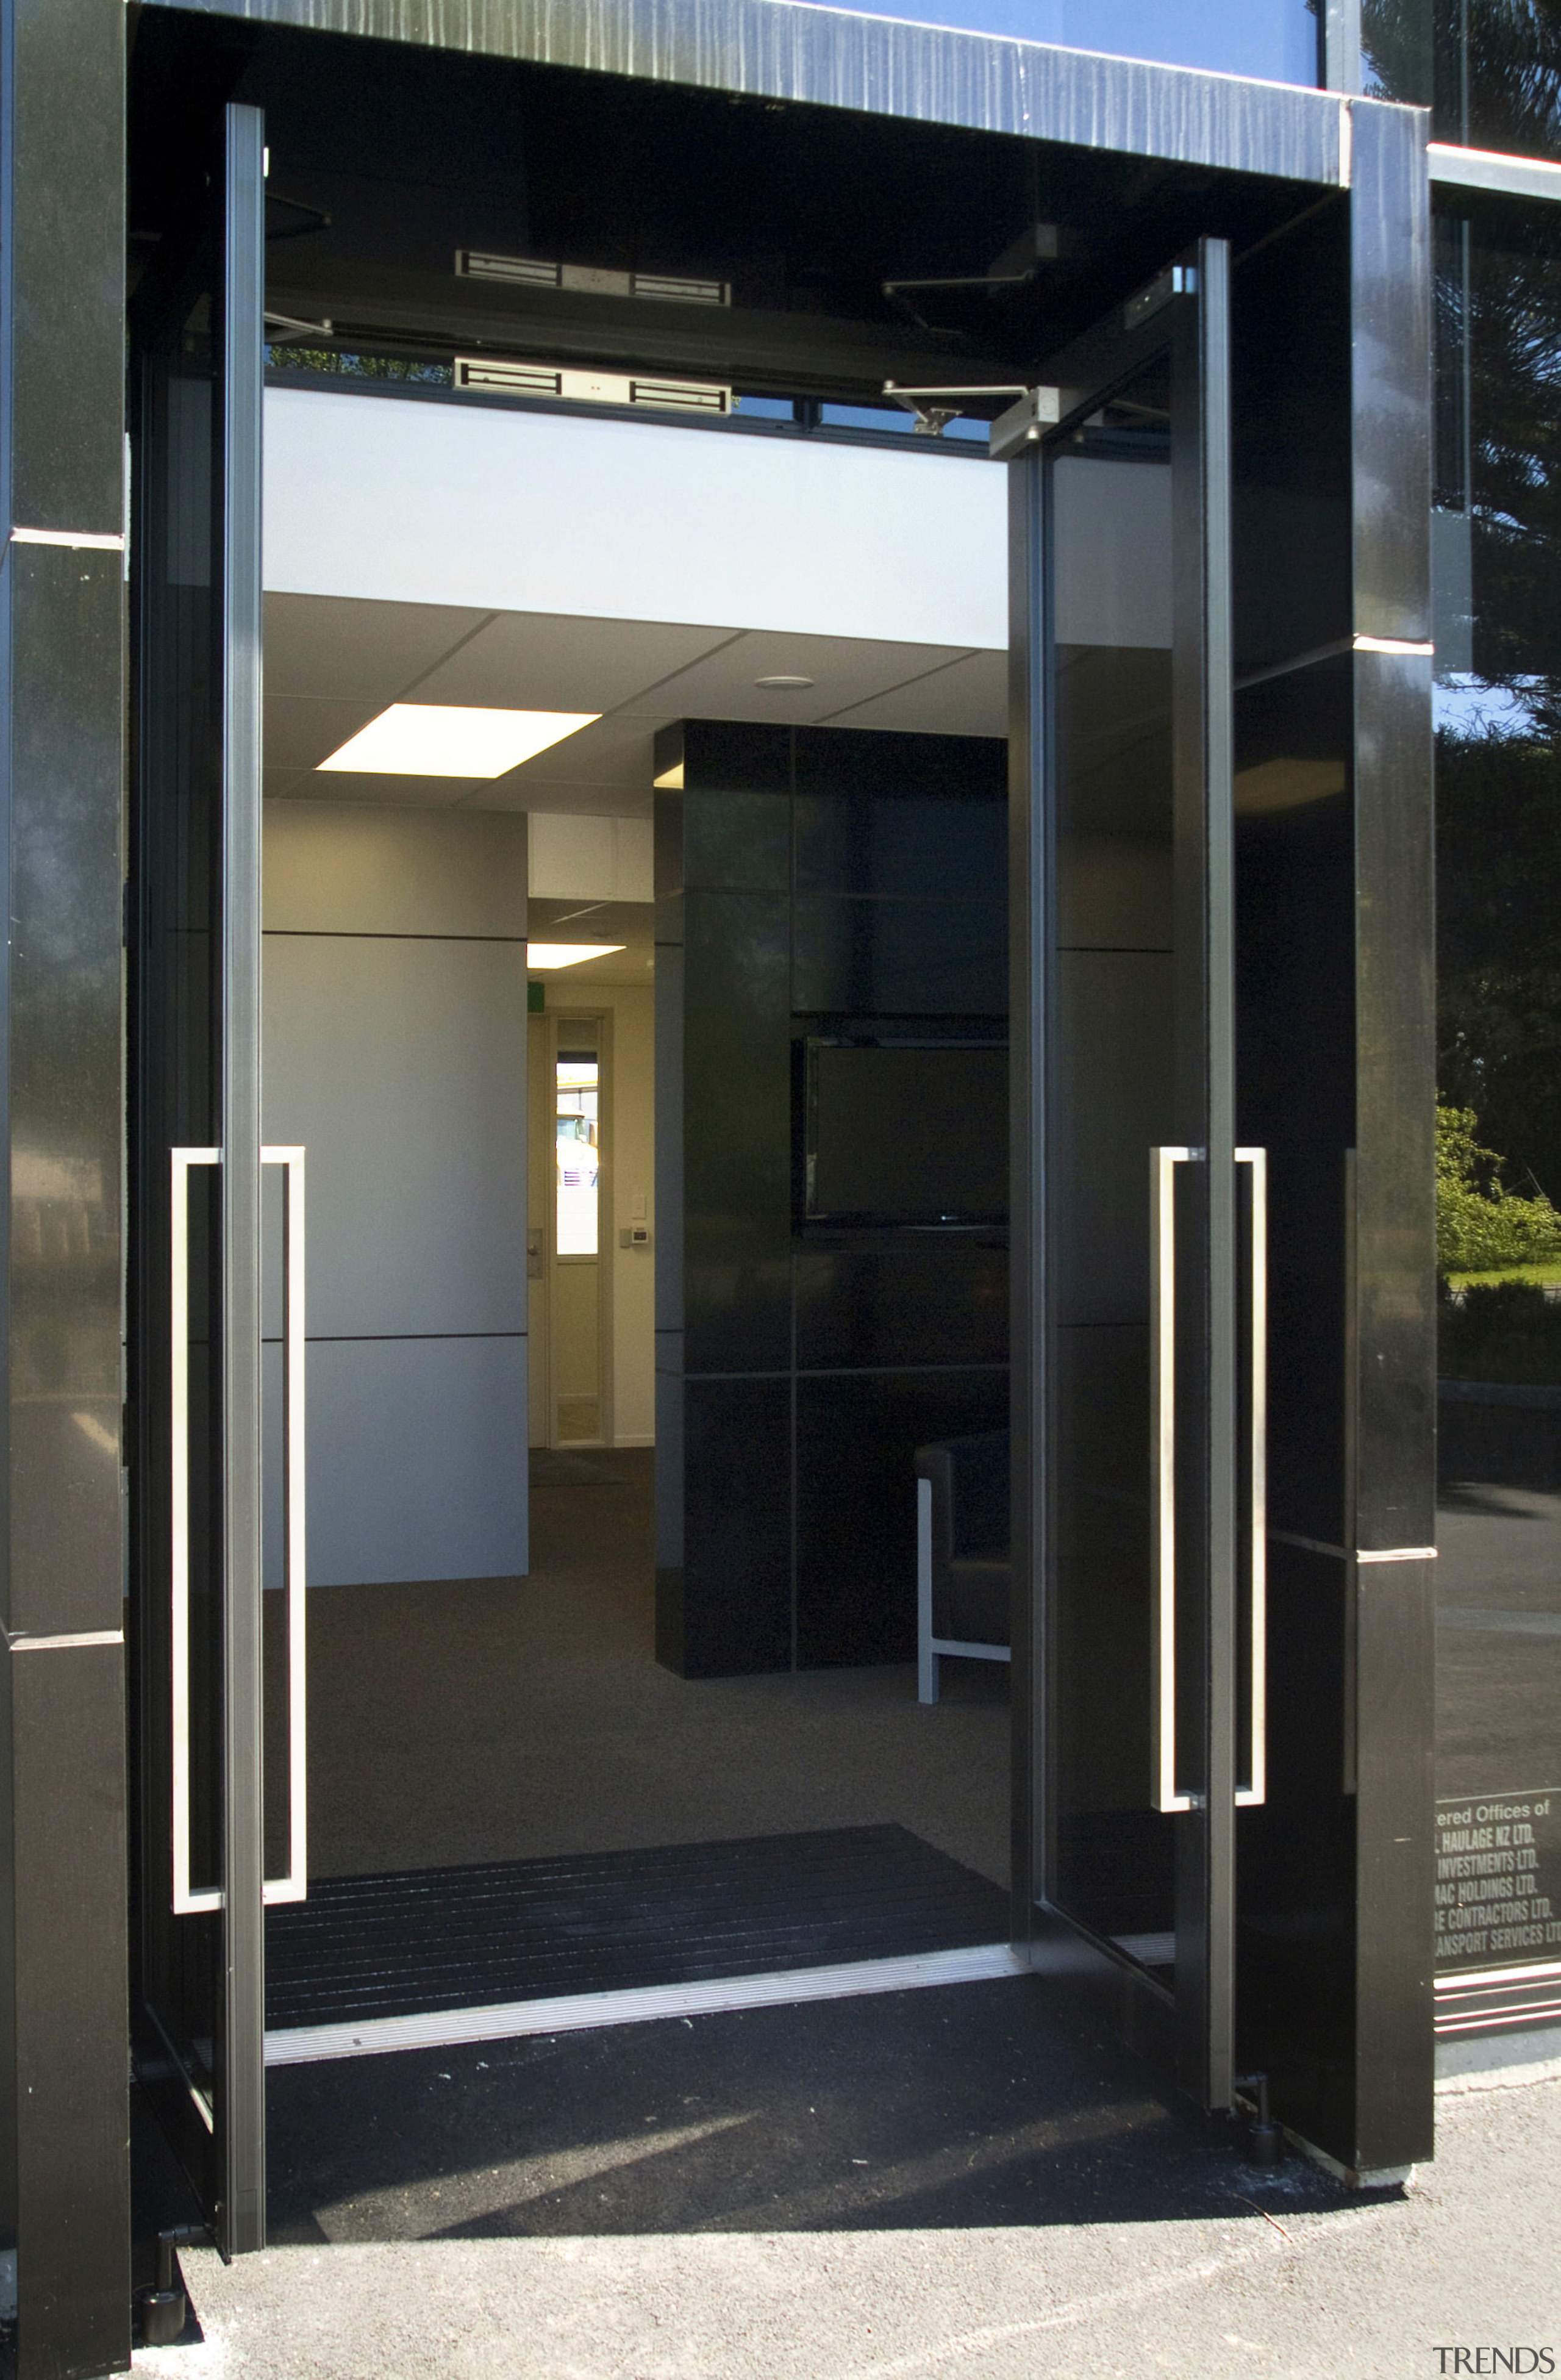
[526,943,625,970]
[318,704,599,778]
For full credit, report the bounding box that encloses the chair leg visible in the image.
[916,1478,938,1704]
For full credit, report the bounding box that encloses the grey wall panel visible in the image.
[154,0,1347,187]
[302,1334,527,1584]
[262,931,528,1337]
[263,803,528,938]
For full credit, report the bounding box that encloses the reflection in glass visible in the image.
[1368,0,1561,165]
[831,0,1318,84]
[556,1042,600,1256]
[1434,206,1561,1974]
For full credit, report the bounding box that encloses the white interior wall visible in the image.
[529,814,654,901]
[263,388,1007,648]
[262,802,530,1585]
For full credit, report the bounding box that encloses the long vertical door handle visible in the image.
[171,1147,223,1914]
[171,1146,309,1911]
[1151,1145,1196,1814]
[1150,1144,1266,1818]
[1235,1147,1266,1807]
[262,1145,308,1904]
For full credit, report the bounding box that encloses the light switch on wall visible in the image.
[631,1191,648,1220]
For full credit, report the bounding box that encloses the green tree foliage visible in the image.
[1437,1102,1561,1272]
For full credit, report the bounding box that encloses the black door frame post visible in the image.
[1346,95,1438,2177]
[0,0,132,2373]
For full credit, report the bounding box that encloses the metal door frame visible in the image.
[127,99,269,2260]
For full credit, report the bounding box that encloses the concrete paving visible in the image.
[132,1976,1561,2380]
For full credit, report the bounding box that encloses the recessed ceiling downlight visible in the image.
[754,674,815,690]
[317,704,599,778]
[526,942,626,970]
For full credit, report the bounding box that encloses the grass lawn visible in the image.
[1446,1260,1561,1291]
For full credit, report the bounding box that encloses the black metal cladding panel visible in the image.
[1,548,125,1640]
[1,0,126,531]
[148,0,1347,186]
[1351,98,1434,646]
[1354,647,1437,1556]
[9,1641,130,2366]
[1231,201,1352,678]
[1353,1554,1436,2168]
[1234,658,1354,1544]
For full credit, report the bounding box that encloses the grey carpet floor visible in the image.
[295,1450,1010,1887]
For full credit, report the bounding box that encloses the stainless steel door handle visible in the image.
[1235,1146,1266,1808]
[1149,1144,1267,1815]
[171,1147,223,1915]
[1151,1145,1196,1815]
[170,1144,308,1913]
[262,1145,308,1903]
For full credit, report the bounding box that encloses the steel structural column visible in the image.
[1348,95,1438,2174]
[0,0,132,2371]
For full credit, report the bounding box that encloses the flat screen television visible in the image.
[802,1038,1008,1227]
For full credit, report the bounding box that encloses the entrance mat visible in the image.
[528,1449,621,1486]
[265,1826,1010,2031]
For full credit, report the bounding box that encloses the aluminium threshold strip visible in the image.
[263,1941,1024,2066]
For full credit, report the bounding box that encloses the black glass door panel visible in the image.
[129,103,268,2257]
[1010,246,1254,2109]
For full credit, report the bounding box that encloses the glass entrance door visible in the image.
[129,102,274,2256]
[1008,242,1260,2109]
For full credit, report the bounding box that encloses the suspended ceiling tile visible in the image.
[505,711,662,789]
[274,769,477,808]
[265,694,391,772]
[820,648,1007,736]
[263,593,491,702]
[411,612,740,712]
[617,630,966,723]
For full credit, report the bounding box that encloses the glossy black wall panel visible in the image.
[792,894,1007,1016]
[795,1244,1007,1370]
[2,551,126,1641]
[1354,651,1437,1554]
[659,719,1009,1675]
[7,1646,130,2368]
[1230,201,1352,678]
[1,0,130,2358]
[1235,658,1355,1543]
[1350,101,1434,647]
[796,1368,1008,1668]
[682,892,791,1374]
[670,1376,791,1677]
[1,0,126,534]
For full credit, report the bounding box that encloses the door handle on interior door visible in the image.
[1148,1144,1267,1816]
[527,1228,545,1280]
